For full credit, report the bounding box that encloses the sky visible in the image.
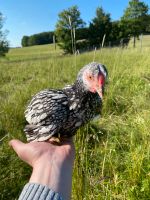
[0,0,150,47]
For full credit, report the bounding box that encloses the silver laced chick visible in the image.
[24,62,108,142]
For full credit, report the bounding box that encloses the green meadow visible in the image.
[0,37,150,199]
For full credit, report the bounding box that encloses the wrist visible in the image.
[29,157,74,200]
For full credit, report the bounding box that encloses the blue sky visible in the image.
[0,0,150,47]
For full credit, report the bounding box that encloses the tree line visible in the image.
[55,0,150,53]
[21,31,54,47]
[0,0,150,56]
[21,27,90,48]
[22,0,150,53]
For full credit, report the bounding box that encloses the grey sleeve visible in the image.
[18,183,63,200]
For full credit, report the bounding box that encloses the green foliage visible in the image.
[89,7,112,46]
[0,39,150,199]
[145,15,150,33]
[120,0,149,46]
[0,41,9,56]
[0,12,9,56]
[21,36,29,47]
[75,27,89,40]
[55,5,85,54]
[21,32,54,47]
[109,21,122,41]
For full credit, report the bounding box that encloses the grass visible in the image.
[0,40,150,199]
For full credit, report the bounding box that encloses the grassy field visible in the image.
[0,38,150,199]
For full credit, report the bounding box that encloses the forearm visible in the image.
[29,159,74,200]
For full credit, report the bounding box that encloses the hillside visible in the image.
[0,40,150,199]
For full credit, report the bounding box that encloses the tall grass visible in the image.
[0,42,150,199]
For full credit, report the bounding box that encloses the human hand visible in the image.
[9,138,75,200]
[9,138,75,168]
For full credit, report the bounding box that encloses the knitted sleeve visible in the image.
[18,183,63,200]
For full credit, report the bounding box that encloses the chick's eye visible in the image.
[89,75,92,79]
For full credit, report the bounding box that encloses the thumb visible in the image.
[9,139,26,158]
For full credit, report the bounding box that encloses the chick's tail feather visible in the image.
[24,124,55,142]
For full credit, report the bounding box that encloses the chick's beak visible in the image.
[96,86,103,99]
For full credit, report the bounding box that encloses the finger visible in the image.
[9,139,26,157]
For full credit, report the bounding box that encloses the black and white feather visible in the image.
[24,62,108,141]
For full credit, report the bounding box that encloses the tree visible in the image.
[89,7,112,47]
[0,12,9,56]
[21,36,29,47]
[107,21,122,46]
[109,21,121,41]
[145,14,150,33]
[75,27,89,40]
[120,0,149,47]
[55,6,85,54]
